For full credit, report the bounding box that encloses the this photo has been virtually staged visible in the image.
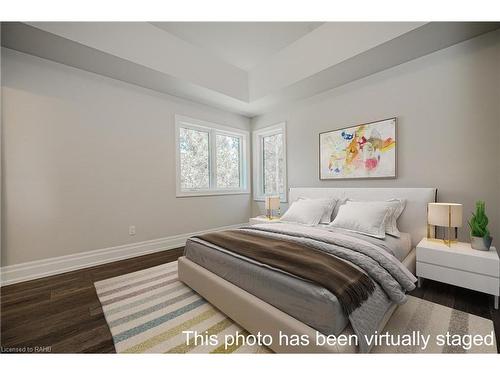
[1,21,500,355]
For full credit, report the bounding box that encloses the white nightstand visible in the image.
[416,238,499,309]
[249,216,281,225]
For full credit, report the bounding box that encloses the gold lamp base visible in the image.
[266,209,272,220]
[266,208,280,220]
[426,237,458,247]
[427,224,458,247]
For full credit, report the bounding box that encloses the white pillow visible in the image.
[345,199,406,237]
[332,197,348,219]
[388,198,406,220]
[280,199,327,226]
[329,202,391,239]
[297,197,337,224]
[384,198,406,237]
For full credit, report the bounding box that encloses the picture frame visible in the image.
[319,117,397,180]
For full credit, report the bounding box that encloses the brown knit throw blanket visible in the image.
[195,230,375,315]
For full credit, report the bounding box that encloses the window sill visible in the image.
[176,190,250,198]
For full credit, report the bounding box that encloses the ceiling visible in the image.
[151,22,322,71]
[2,22,499,117]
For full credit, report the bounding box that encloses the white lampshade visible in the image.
[428,203,463,228]
[265,196,280,210]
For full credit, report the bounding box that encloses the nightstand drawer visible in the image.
[417,261,500,296]
[416,246,499,277]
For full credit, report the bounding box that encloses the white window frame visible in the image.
[175,115,250,197]
[252,122,287,202]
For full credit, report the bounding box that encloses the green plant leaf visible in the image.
[469,200,490,238]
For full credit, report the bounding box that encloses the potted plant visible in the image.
[468,200,493,251]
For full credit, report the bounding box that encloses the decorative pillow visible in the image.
[297,197,337,224]
[332,197,348,219]
[386,198,406,220]
[329,202,391,239]
[280,199,328,226]
[345,199,406,237]
[384,198,406,237]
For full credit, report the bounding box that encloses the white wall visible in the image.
[0,24,2,266]
[1,48,251,266]
[252,30,500,244]
[2,29,499,268]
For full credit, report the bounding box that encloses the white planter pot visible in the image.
[470,236,493,251]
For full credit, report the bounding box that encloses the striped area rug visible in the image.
[94,261,270,353]
[95,261,497,354]
[372,292,497,353]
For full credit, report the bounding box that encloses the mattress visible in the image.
[370,231,412,261]
[184,225,413,337]
[185,238,349,336]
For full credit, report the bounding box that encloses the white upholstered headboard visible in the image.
[289,187,437,248]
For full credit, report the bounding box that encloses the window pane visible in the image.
[216,134,241,189]
[263,133,284,195]
[179,127,209,190]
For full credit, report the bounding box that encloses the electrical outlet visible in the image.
[129,225,136,236]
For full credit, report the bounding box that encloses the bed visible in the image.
[178,187,437,353]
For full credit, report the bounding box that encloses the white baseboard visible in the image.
[0,223,247,286]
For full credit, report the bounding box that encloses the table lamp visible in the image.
[265,196,280,219]
[427,203,463,246]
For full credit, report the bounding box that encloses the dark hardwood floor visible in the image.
[1,247,184,353]
[1,248,499,353]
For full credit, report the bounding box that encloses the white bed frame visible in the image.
[179,187,437,353]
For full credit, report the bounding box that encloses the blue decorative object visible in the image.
[341,131,353,140]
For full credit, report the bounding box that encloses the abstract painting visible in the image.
[319,118,396,179]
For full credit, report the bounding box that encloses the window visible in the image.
[179,127,210,190]
[252,123,287,202]
[175,115,249,197]
[216,134,241,189]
